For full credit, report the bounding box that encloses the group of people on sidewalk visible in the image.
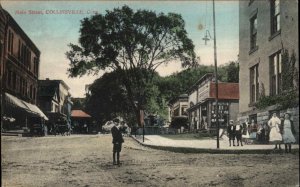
[227,112,296,153]
[268,112,296,152]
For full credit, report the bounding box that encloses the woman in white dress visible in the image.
[268,113,282,150]
[242,119,250,144]
[282,113,296,153]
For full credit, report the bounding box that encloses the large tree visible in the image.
[66,5,197,126]
[226,61,239,83]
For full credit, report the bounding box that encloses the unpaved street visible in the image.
[1,135,299,187]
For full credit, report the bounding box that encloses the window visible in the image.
[270,51,282,95]
[250,14,258,50]
[33,57,38,75]
[28,50,31,69]
[12,72,16,90]
[7,70,12,87]
[7,30,14,53]
[24,81,28,97]
[30,85,33,99]
[173,108,179,117]
[271,0,280,35]
[250,64,259,103]
[18,40,21,60]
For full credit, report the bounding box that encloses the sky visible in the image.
[1,1,239,97]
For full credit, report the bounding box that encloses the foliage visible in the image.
[282,49,297,91]
[71,98,86,110]
[255,90,298,110]
[84,71,132,125]
[255,49,299,110]
[66,5,197,126]
[226,61,239,83]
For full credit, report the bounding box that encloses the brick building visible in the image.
[1,6,47,130]
[238,0,299,141]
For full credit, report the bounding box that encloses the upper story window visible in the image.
[34,57,39,75]
[250,64,259,104]
[7,30,14,54]
[250,14,258,51]
[270,51,282,96]
[271,0,280,35]
[18,40,21,60]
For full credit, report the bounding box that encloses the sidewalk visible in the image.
[131,135,299,154]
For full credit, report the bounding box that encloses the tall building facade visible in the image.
[1,6,47,130]
[239,0,299,140]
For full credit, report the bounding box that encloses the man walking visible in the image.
[111,119,124,165]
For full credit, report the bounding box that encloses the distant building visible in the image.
[1,6,47,130]
[186,73,239,133]
[168,94,189,121]
[71,109,92,133]
[37,79,72,128]
[238,0,299,141]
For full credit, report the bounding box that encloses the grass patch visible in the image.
[160,132,215,140]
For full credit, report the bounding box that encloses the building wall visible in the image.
[188,90,197,107]
[0,6,7,81]
[239,0,299,113]
[239,0,299,142]
[58,82,69,115]
[2,10,40,105]
[229,101,239,123]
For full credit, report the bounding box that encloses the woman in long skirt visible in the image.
[282,113,296,153]
[268,113,282,150]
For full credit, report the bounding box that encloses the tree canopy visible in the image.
[66,5,197,126]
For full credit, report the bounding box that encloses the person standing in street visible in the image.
[282,112,296,153]
[111,120,124,165]
[268,112,282,150]
[227,120,236,146]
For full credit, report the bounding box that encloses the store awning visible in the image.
[5,93,48,120]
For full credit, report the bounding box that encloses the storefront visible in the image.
[187,73,239,134]
[2,92,48,131]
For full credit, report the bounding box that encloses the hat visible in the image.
[285,111,292,116]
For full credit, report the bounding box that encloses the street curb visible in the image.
[130,136,299,154]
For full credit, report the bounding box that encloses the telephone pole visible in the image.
[212,0,220,148]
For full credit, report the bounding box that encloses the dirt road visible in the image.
[1,135,299,187]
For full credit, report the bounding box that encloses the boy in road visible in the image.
[227,120,236,146]
[111,120,124,165]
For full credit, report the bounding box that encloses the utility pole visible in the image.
[212,0,220,148]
